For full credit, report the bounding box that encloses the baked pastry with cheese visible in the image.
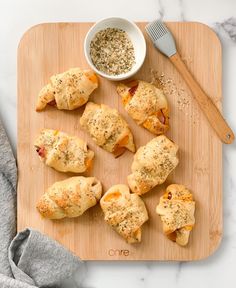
[36,68,98,111]
[100,184,148,243]
[156,184,195,246]
[80,102,135,157]
[117,80,169,135]
[37,176,102,219]
[127,135,179,195]
[34,129,94,173]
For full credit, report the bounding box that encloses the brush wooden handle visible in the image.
[170,52,234,144]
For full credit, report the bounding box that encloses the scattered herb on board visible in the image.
[90,28,135,76]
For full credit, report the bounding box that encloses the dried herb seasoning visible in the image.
[90,28,135,76]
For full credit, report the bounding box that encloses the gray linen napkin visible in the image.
[0,119,85,288]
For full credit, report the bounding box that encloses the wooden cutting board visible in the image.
[17,22,222,260]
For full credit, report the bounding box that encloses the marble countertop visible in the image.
[0,0,236,287]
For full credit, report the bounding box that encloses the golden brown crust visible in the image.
[156,184,195,246]
[34,129,94,173]
[37,176,102,219]
[80,102,135,156]
[36,68,98,111]
[100,184,148,243]
[127,135,179,195]
[117,80,169,135]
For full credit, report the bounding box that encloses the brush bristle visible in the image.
[145,20,177,57]
[145,20,170,41]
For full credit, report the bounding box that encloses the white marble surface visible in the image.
[0,0,236,287]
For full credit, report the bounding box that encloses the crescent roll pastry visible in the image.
[37,176,102,219]
[156,184,195,246]
[117,80,169,135]
[36,68,98,111]
[80,102,135,157]
[100,184,148,243]
[127,135,179,195]
[34,129,94,173]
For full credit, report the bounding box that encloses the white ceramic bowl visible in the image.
[84,17,146,81]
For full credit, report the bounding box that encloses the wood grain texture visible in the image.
[17,22,222,260]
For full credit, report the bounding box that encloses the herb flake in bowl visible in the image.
[90,28,136,76]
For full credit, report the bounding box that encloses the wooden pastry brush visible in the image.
[146,20,234,144]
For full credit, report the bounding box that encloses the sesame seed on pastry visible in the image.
[37,176,102,219]
[100,184,148,243]
[117,80,169,135]
[34,129,94,173]
[80,102,135,157]
[36,68,98,111]
[127,135,179,195]
[156,184,195,246]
